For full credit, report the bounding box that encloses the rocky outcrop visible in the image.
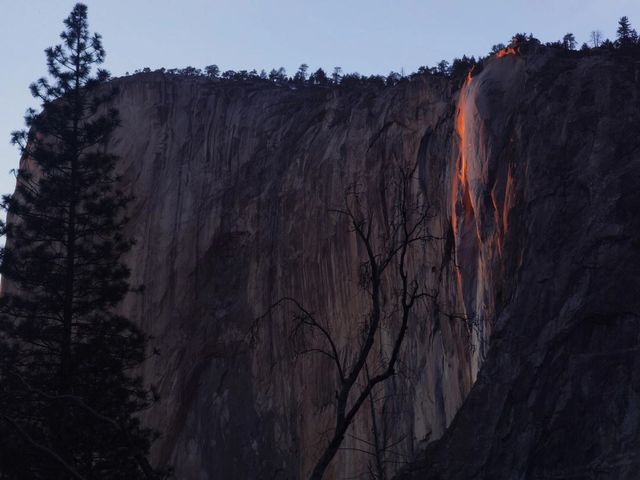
[398,52,640,479]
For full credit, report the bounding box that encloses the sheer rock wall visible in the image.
[109,72,478,479]
[398,52,640,480]
[28,49,637,479]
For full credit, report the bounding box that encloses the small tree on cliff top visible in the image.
[562,33,577,50]
[0,4,162,478]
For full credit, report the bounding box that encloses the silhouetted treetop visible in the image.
[125,16,640,93]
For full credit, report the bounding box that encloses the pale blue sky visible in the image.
[1,0,639,198]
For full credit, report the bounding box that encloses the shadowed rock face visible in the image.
[398,53,640,479]
[107,73,479,479]
[10,49,638,479]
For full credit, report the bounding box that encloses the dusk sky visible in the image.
[2,0,640,198]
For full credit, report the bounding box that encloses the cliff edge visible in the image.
[12,48,638,479]
[399,51,640,479]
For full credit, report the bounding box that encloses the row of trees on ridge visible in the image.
[128,16,640,89]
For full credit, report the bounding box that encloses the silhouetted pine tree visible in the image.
[616,16,638,48]
[0,4,162,479]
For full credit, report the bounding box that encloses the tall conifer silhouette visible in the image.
[0,4,162,478]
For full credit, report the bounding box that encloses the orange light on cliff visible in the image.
[503,168,515,234]
[452,70,480,297]
[456,72,473,182]
[452,71,474,250]
[496,47,517,58]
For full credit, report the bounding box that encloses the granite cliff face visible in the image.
[21,49,638,478]
[109,69,475,479]
[397,52,640,479]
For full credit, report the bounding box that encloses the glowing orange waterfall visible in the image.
[452,71,478,247]
[456,74,470,182]
[452,67,505,377]
[451,71,476,300]
[451,56,521,379]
